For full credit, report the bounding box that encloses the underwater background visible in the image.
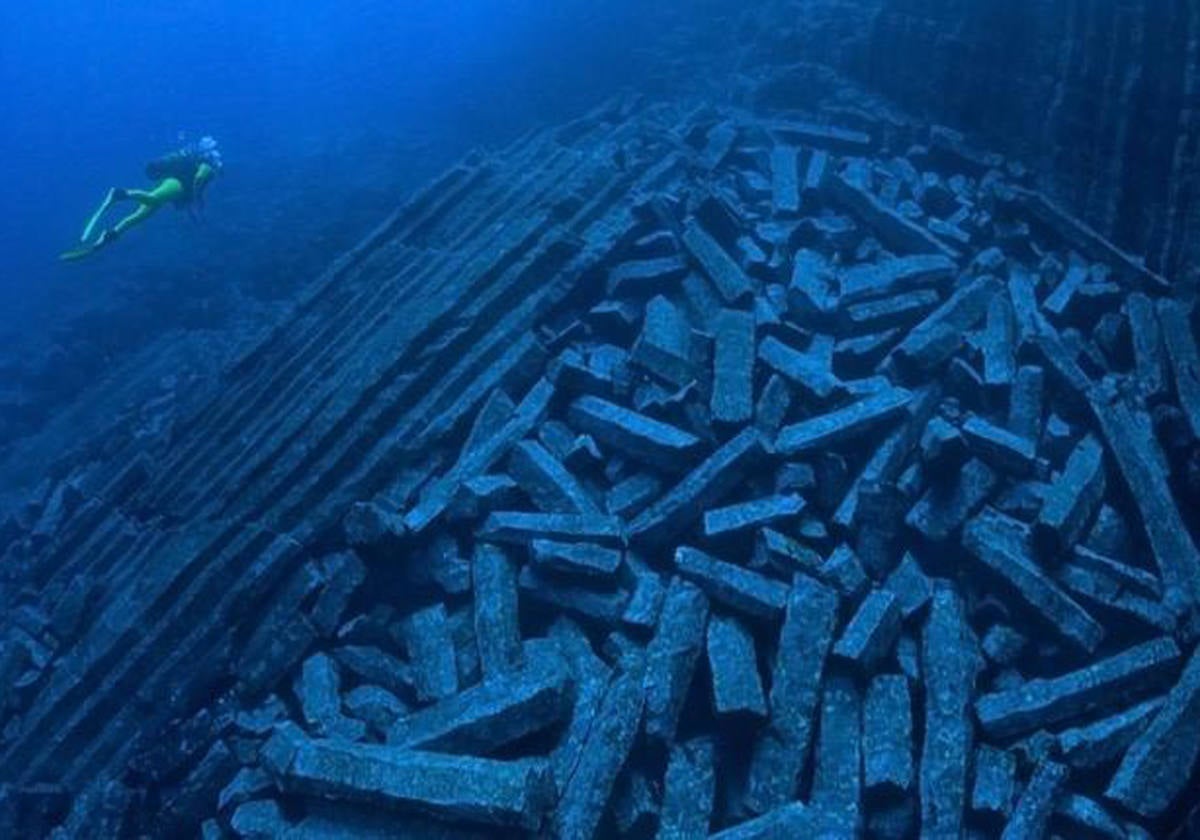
[0,0,747,502]
[2,1,1200,837]
[2,0,708,305]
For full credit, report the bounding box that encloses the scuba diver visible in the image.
[60,136,223,261]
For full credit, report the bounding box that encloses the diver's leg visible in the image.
[63,179,184,261]
[110,203,158,237]
[95,180,178,241]
[60,205,152,261]
[127,178,184,208]
[80,188,127,242]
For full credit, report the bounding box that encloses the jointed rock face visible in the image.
[763,0,1200,281]
[2,92,1200,837]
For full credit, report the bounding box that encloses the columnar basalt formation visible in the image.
[2,89,1200,837]
[857,0,1200,281]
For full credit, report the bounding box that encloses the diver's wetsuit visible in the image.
[144,152,207,206]
[61,149,218,261]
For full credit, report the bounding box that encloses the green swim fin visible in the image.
[81,188,116,243]
[59,243,98,262]
[61,228,118,261]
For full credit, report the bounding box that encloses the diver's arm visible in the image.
[193,163,215,197]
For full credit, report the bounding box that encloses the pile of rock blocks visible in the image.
[321,118,1200,837]
[6,106,1200,838]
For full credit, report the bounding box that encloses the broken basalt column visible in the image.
[3,88,1200,839]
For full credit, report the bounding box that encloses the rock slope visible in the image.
[2,90,1200,837]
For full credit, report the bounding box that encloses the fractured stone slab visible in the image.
[890,275,999,377]
[703,494,805,539]
[607,256,688,298]
[839,254,955,304]
[1001,760,1068,840]
[294,653,365,742]
[842,289,941,334]
[964,508,1104,654]
[387,638,572,754]
[480,511,623,546]
[758,335,842,402]
[833,589,902,670]
[961,415,1037,476]
[972,744,1018,818]
[863,674,913,796]
[1157,298,1200,439]
[531,539,623,581]
[906,457,997,542]
[764,119,873,152]
[706,613,766,718]
[770,146,800,213]
[553,655,645,840]
[630,428,764,547]
[743,576,838,814]
[810,676,862,836]
[710,308,756,426]
[673,546,789,621]
[643,577,709,742]
[681,219,753,305]
[518,566,630,625]
[919,583,975,839]
[1055,697,1164,770]
[713,803,814,839]
[657,736,715,840]
[631,295,698,389]
[775,387,913,456]
[471,543,522,680]
[828,173,958,260]
[568,396,702,474]
[262,723,554,831]
[400,604,459,704]
[507,440,599,515]
[1107,645,1200,818]
[975,637,1181,739]
[1127,293,1166,398]
[786,249,837,325]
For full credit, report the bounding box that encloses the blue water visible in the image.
[0,1,714,340]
